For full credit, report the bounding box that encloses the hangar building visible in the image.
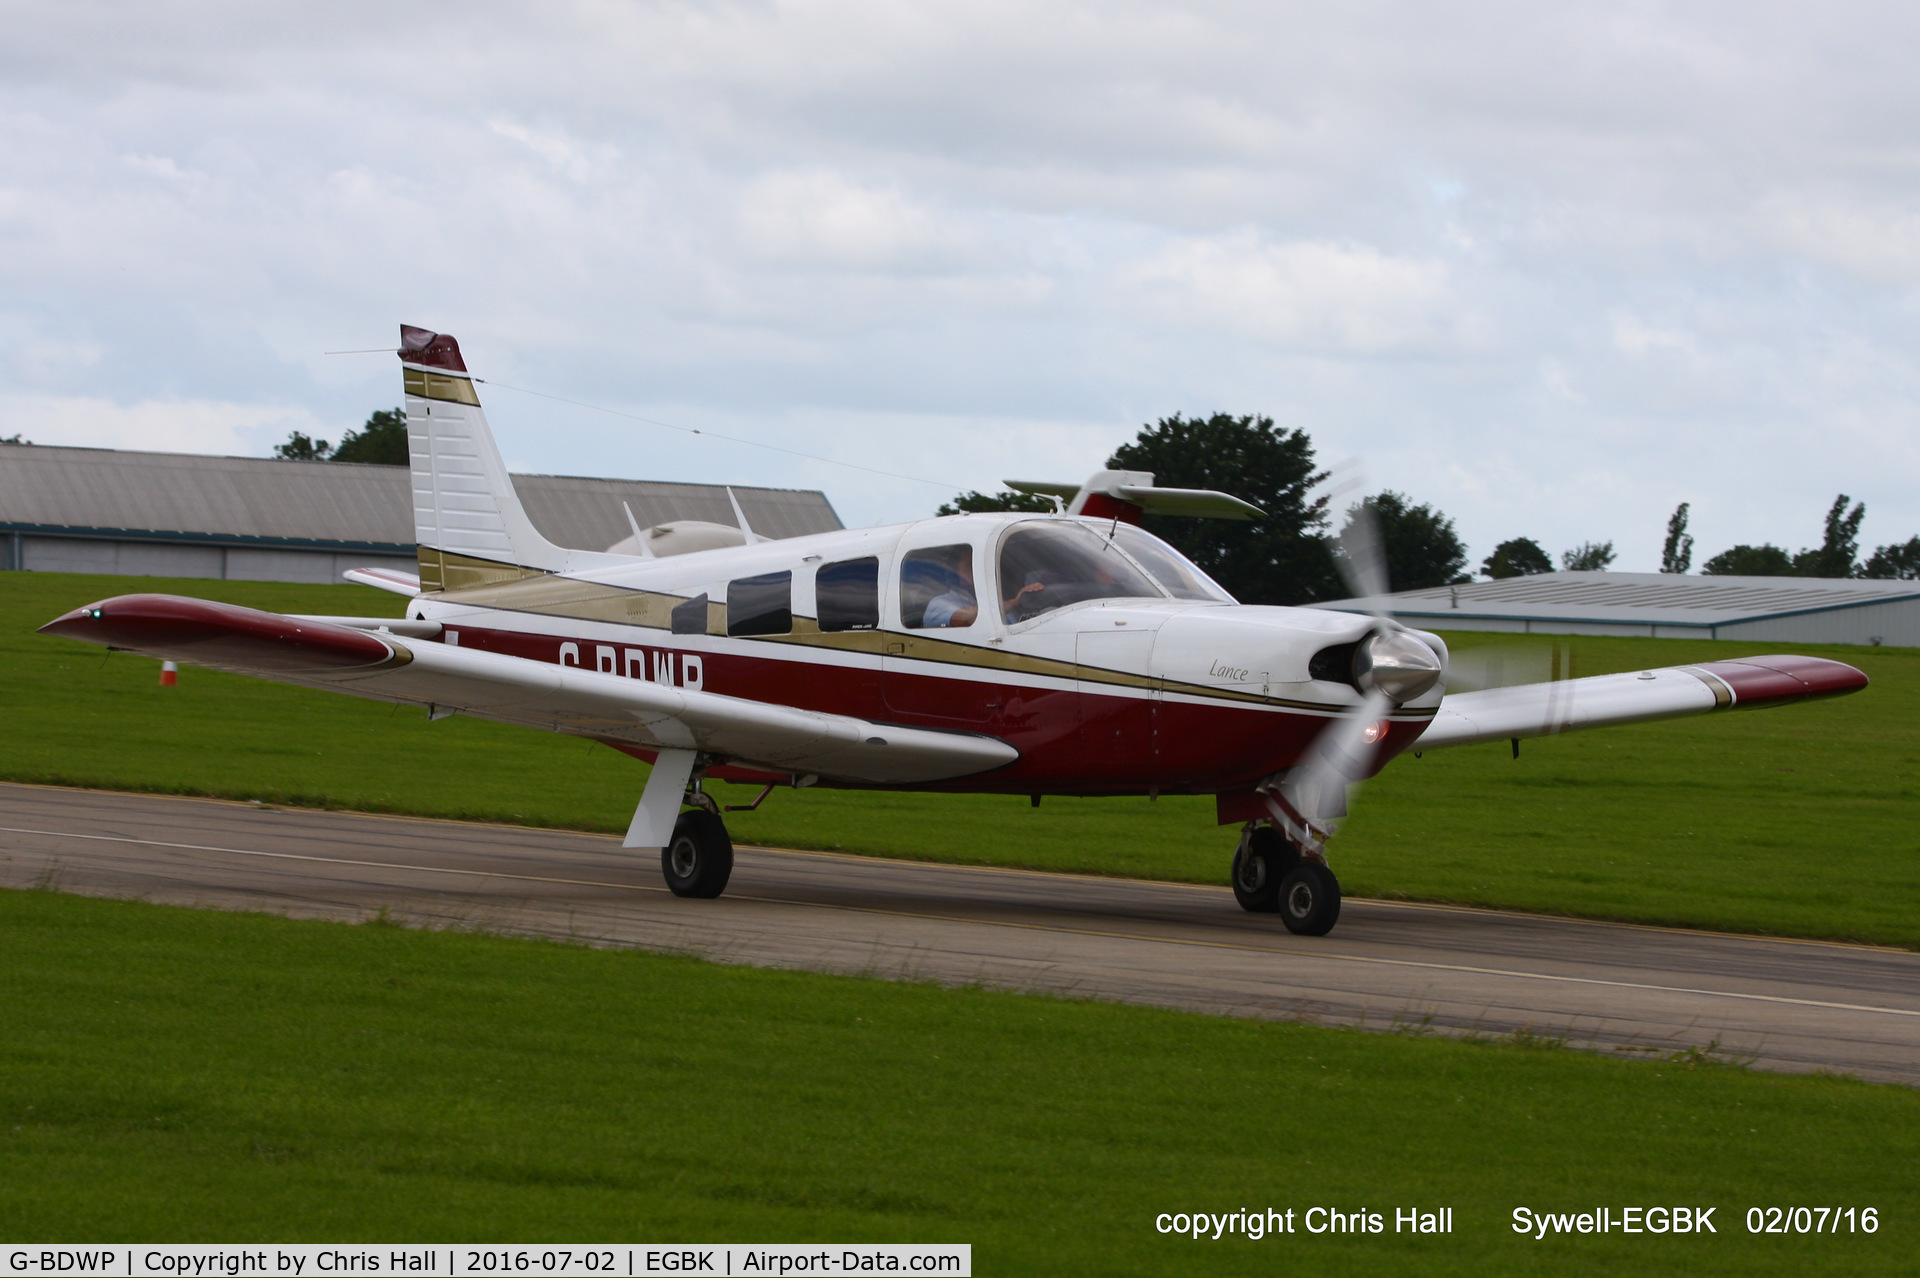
[0,444,843,585]
[1312,570,1920,648]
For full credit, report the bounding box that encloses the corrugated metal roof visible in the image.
[1312,570,1920,626]
[0,445,841,551]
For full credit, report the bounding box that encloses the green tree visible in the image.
[331,407,409,466]
[1788,494,1864,578]
[1561,540,1616,571]
[938,489,1057,516]
[1342,491,1467,591]
[273,431,332,461]
[1862,536,1920,580]
[1107,413,1338,605]
[1481,537,1552,579]
[1702,543,1795,576]
[0,433,29,445]
[1701,493,1867,579]
[1660,502,1693,573]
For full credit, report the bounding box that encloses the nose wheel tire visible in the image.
[1231,827,1299,913]
[662,808,734,898]
[1278,861,1341,936]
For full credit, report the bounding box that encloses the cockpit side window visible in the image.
[901,544,977,629]
[996,522,1163,623]
[726,571,792,637]
[1110,524,1235,602]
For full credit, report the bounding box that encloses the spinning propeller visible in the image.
[1266,498,1444,850]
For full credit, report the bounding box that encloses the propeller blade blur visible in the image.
[1278,688,1395,840]
[1336,498,1391,609]
[1445,642,1572,693]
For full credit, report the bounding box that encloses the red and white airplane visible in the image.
[40,326,1870,935]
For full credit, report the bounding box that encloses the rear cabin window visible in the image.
[816,557,880,632]
[900,544,977,629]
[671,592,710,635]
[726,572,792,637]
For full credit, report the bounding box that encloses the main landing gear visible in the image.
[662,806,734,898]
[627,750,738,899]
[1231,824,1341,936]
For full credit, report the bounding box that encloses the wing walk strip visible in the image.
[5,823,1914,1023]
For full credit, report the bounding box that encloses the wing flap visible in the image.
[1418,654,1868,750]
[41,594,1018,785]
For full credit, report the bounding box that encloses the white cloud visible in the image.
[0,393,326,457]
[736,170,972,272]
[1125,233,1458,354]
[0,1,1916,560]
[1754,193,1920,284]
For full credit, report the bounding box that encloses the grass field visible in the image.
[7,571,1918,945]
[1,886,1913,1273]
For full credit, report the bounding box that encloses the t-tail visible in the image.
[1004,471,1264,522]
[400,325,626,592]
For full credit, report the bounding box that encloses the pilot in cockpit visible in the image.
[921,549,1045,627]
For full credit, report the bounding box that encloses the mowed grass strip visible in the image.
[1,888,1914,1275]
[8,571,1919,946]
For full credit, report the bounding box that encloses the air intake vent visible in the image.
[1309,641,1360,690]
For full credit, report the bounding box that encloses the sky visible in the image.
[3,0,1919,573]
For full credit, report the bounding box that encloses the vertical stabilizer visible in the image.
[400,325,624,591]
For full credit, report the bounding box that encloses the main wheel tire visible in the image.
[661,808,734,899]
[1278,861,1341,936]
[1230,827,1298,913]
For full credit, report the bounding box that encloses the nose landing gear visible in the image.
[1231,823,1341,935]
[1276,860,1340,935]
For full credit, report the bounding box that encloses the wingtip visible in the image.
[1697,654,1871,707]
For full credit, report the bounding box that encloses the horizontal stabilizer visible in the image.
[41,594,1019,786]
[1418,654,1868,750]
[1114,485,1263,519]
[1008,471,1262,522]
[343,566,422,596]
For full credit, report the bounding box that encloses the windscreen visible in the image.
[1110,524,1234,602]
[996,522,1163,623]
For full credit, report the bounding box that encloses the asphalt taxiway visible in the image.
[2,782,1915,1084]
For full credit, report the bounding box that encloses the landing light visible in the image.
[1362,721,1388,745]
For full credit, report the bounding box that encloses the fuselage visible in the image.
[404,512,1448,795]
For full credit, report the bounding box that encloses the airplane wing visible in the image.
[1416,654,1868,750]
[40,594,1018,786]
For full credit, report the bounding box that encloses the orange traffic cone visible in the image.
[159,661,178,687]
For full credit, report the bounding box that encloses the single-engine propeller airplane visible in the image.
[40,326,1870,935]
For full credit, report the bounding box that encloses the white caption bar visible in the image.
[3,1248,970,1278]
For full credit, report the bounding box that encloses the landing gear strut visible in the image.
[1232,822,1341,935]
